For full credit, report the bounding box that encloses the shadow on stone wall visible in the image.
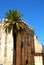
[42,45,44,54]
[42,45,44,65]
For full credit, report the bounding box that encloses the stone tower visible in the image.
[15,24,34,65]
[0,20,34,65]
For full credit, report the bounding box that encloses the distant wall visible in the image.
[34,35,43,65]
[34,56,43,65]
[34,35,42,53]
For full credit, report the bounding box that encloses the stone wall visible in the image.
[34,35,42,53]
[34,56,43,65]
[0,21,43,65]
[0,23,13,65]
[15,25,34,65]
[0,21,34,65]
[34,35,43,65]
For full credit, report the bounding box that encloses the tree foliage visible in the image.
[4,9,25,34]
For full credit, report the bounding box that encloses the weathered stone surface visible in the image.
[34,35,42,53]
[34,56,43,65]
[0,21,43,65]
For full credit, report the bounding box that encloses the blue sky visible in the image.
[0,0,44,45]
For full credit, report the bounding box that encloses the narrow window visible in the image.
[26,59,28,64]
[21,42,23,48]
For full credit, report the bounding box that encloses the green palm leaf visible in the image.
[4,9,25,34]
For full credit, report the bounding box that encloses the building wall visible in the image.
[16,28,34,65]
[34,35,43,65]
[0,21,44,65]
[34,56,43,65]
[0,21,34,65]
[0,23,5,64]
[34,35,42,53]
[0,22,13,65]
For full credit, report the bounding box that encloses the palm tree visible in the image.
[3,9,25,65]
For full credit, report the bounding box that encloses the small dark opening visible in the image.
[21,42,23,48]
[28,43,30,46]
[26,60,28,64]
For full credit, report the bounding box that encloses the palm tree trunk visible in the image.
[13,32,16,65]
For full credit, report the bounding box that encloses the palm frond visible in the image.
[4,9,25,34]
